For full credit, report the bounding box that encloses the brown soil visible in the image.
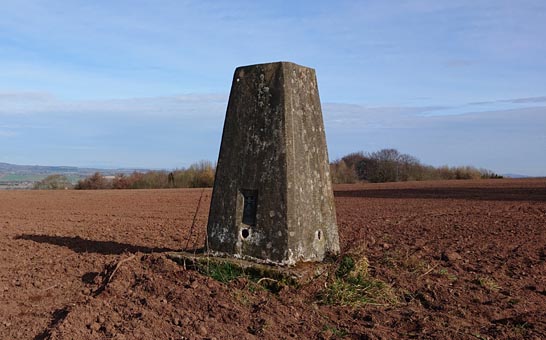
[1,179,545,339]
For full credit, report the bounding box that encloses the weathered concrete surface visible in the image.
[207,61,340,265]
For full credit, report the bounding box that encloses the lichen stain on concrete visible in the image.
[206,61,340,266]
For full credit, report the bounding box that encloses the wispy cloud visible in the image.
[2,1,544,104]
[469,96,546,105]
[60,145,97,151]
[0,130,16,137]
[0,1,545,174]
[0,91,228,117]
[324,94,546,127]
[445,59,476,68]
[0,89,545,174]
[0,91,229,168]
[325,104,546,176]
[323,103,448,128]
[500,96,546,104]
[0,91,55,101]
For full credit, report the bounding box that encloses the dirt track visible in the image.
[1,179,545,339]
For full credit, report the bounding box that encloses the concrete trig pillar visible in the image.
[207,61,340,265]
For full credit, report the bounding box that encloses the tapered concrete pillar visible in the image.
[207,61,339,265]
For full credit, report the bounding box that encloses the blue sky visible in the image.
[1,0,545,176]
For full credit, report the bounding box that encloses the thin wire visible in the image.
[184,188,205,251]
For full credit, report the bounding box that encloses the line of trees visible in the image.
[33,150,503,189]
[75,161,215,190]
[330,149,503,184]
[33,174,73,190]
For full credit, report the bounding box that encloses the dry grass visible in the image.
[320,255,398,307]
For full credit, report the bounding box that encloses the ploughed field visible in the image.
[0,179,545,339]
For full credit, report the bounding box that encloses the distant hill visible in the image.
[0,162,149,189]
[502,173,531,179]
[0,162,80,173]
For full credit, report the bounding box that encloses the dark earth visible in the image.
[1,179,545,339]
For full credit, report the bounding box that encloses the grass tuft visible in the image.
[476,276,500,292]
[322,324,348,337]
[336,255,355,278]
[204,261,245,283]
[319,255,396,307]
[173,256,297,293]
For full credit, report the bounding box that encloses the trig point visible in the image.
[207,61,340,265]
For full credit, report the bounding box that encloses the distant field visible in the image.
[0,162,147,188]
[0,173,46,182]
[0,173,83,186]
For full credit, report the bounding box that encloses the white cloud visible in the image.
[323,100,546,131]
[501,96,546,104]
[470,96,546,105]
[325,104,546,176]
[0,91,228,117]
[323,103,445,128]
[0,89,544,174]
[0,91,55,101]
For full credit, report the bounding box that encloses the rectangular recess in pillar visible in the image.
[240,189,258,226]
